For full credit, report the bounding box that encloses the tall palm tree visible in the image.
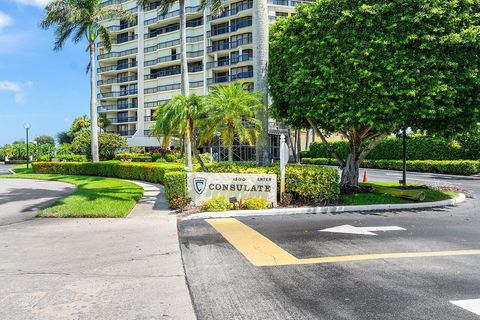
[205,82,264,161]
[41,0,133,162]
[153,94,208,171]
[138,0,222,170]
[253,0,270,166]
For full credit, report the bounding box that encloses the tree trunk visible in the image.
[287,129,297,162]
[305,129,310,150]
[179,0,192,171]
[296,130,301,164]
[89,42,100,162]
[341,154,360,189]
[228,146,233,161]
[253,0,270,166]
[191,130,208,172]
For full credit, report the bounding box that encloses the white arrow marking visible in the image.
[451,299,480,316]
[319,224,406,236]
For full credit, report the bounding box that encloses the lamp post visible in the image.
[24,123,31,169]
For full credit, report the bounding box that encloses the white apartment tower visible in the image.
[97,0,308,151]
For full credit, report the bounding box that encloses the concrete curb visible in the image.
[183,193,466,220]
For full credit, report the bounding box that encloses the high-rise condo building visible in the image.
[97,0,310,158]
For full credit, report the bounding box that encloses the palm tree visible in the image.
[138,0,222,170]
[41,0,133,162]
[98,113,112,133]
[253,0,270,166]
[205,82,264,161]
[153,94,208,171]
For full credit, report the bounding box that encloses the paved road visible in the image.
[179,169,480,320]
[0,163,15,175]
[0,178,76,226]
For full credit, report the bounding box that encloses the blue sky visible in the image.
[0,0,90,145]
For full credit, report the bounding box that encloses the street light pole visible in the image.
[24,123,31,169]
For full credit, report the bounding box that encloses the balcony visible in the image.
[208,19,252,37]
[144,6,201,26]
[145,68,180,80]
[145,99,170,108]
[99,35,137,47]
[98,48,137,60]
[97,61,137,73]
[207,71,253,85]
[98,75,138,86]
[107,130,136,137]
[144,116,156,122]
[106,22,137,32]
[268,0,311,6]
[98,88,138,99]
[98,103,138,112]
[108,116,138,124]
[100,0,129,7]
[207,37,252,53]
[144,35,203,53]
[207,53,253,69]
[144,50,203,67]
[144,81,203,94]
[208,1,253,21]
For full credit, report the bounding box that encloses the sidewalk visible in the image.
[0,181,196,320]
[127,180,197,320]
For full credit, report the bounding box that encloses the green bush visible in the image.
[165,153,182,162]
[306,134,480,161]
[151,153,163,162]
[4,160,27,164]
[32,161,184,184]
[56,154,88,162]
[301,158,480,175]
[241,198,270,210]
[114,153,152,162]
[164,171,188,207]
[201,195,232,212]
[205,162,340,203]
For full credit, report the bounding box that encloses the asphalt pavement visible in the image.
[0,163,15,175]
[0,178,76,226]
[179,168,480,320]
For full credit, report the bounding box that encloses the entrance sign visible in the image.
[187,172,277,207]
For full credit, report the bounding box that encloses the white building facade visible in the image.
[97,0,308,150]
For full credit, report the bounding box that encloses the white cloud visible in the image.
[13,0,52,8]
[0,11,13,30]
[0,80,33,104]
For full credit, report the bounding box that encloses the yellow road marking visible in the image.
[206,218,297,266]
[206,218,480,267]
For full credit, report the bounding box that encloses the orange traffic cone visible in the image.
[362,170,369,183]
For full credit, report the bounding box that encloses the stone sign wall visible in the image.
[187,172,277,207]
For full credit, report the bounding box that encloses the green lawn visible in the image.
[0,169,144,218]
[342,182,457,205]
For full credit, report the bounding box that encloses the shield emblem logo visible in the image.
[193,178,207,194]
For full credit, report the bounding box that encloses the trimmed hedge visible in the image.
[205,162,340,203]
[301,158,480,176]
[305,135,480,161]
[32,161,184,184]
[114,153,153,162]
[56,154,88,162]
[164,171,188,206]
[4,160,27,164]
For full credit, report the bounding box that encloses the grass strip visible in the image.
[0,170,144,218]
[342,182,457,205]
